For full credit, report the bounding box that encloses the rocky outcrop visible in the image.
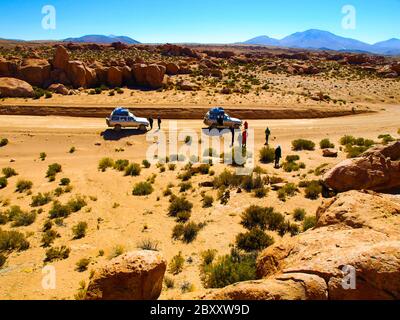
[132,63,166,88]
[201,190,400,300]
[107,66,123,87]
[18,58,51,87]
[160,44,199,58]
[323,141,400,192]
[322,149,338,158]
[53,45,70,71]
[66,61,97,88]
[47,83,69,95]
[0,77,34,98]
[85,250,166,300]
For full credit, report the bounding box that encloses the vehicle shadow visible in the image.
[101,129,147,141]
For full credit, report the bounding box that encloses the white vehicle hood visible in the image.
[135,117,150,125]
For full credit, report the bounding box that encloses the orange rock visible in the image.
[0,77,34,98]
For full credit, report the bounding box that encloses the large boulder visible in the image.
[85,250,166,300]
[47,83,69,95]
[323,141,400,192]
[107,66,123,87]
[0,77,34,98]
[53,45,70,71]
[166,62,179,75]
[145,64,166,89]
[66,61,97,88]
[18,58,51,87]
[132,63,147,86]
[201,190,400,300]
[0,58,18,77]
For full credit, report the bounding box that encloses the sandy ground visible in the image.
[0,105,399,300]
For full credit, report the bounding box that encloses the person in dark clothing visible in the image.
[230,127,235,146]
[274,145,282,168]
[148,117,154,130]
[265,127,271,145]
[157,116,161,130]
[242,129,247,149]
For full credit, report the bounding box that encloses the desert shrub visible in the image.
[44,246,70,262]
[39,152,47,161]
[241,206,269,231]
[142,159,151,168]
[340,135,355,145]
[236,229,274,252]
[259,146,275,164]
[0,253,6,268]
[163,188,173,197]
[0,138,9,147]
[137,238,159,251]
[125,163,141,176]
[0,229,30,252]
[75,258,90,272]
[293,208,306,221]
[173,222,201,243]
[314,163,329,176]
[201,248,257,288]
[178,170,192,181]
[168,196,193,218]
[42,220,53,232]
[176,211,191,223]
[169,252,185,275]
[31,192,52,207]
[9,209,36,227]
[198,164,210,175]
[292,139,315,151]
[2,167,17,178]
[319,139,335,149]
[67,196,87,212]
[108,245,125,259]
[202,195,214,208]
[201,249,218,266]
[41,229,60,248]
[168,163,176,171]
[46,163,62,181]
[58,178,70,187]
[241,174,263,192]
[277,183,298,201]
[15,179,33,193]
[303,216,317,231]
[212,169,242,189]
[132,181,154,196]
[164,276,175,289]
[0,177,7,189]
[282,161,300,172]
[179,182,192,193]
[49,201,71,219]
[304,181,322,199]
[72,221,88,239]
[98,157,114,172]
[278,220,300,237]
[114,159,129,171]
[0,212,7,225]
[344,145,368,158]
[286,155,300,163]
[378,134,395,145]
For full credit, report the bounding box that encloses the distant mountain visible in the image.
[63,35,140,44]
[241,29,400,55]
[243,35,280,46]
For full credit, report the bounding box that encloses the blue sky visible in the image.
[0,0,399,44]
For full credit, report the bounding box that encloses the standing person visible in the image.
[230,127,235,147]
[244,121,248,131]
[148,117,154,130]
[265,127,271,145]
[242,129,247,149]
[157,115,162,130]
[274,145,282,168]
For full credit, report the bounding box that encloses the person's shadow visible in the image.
[100,129,147,141]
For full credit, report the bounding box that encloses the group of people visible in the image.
[147,116,162,130]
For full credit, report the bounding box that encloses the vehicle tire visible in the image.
[139,124,147,131]
[114,124,122,132]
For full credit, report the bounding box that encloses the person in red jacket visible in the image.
[244,121,248,131]
[242,129,247,148]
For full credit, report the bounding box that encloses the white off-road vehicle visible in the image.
[106,107,150,131]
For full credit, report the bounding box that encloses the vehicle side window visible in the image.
[112,116,119,121]
[128,117,134,121]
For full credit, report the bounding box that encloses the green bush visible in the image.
[2,167,17,178]
[114,159,129,171]
[125,163,141,176]
[75,258,90,272]
[282,161,301,172]
[142,159,151,168]
[179,182,192,193]
[304,181,322,199]
[277,183,298,201]
[41,229,60,248]
[340,135,356,146]
[241,174,264,192]
[241,206,269,230]
[198,164,210,175]
[201,249,258,288]
[0,212,7,225]
[39,152,47,161]
[15,179,33,193]
[319,139,335,149]
[169,252,185,275]
[98,158,114,172]
[46,163,62,181]
[9,209,36,227]
[137,238,159,251]
[59,178,70,186]
[168,196,193,218]
[31,192,52,207]
[303,216,317,231]
[67,196,87,212]
[108,244,125,259]
[0,177,7,189]
[202,195,214,208]
[49,201,71,219]
[278,220,300,237]
[44,245,71,262]
[164,276,175,289]
[292,139,315,151]
[172,222,201,243]
[132,181,154,196]
[0,229,30,252]
[72,221,88,239]
[212,169,242,189]
[236,229,274,252]
[293,208,306,221]
[168,163,176,171]
[378,134,395,145]
[259,146,275,164]
[0,138,9,147]
[201,249,218,266]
